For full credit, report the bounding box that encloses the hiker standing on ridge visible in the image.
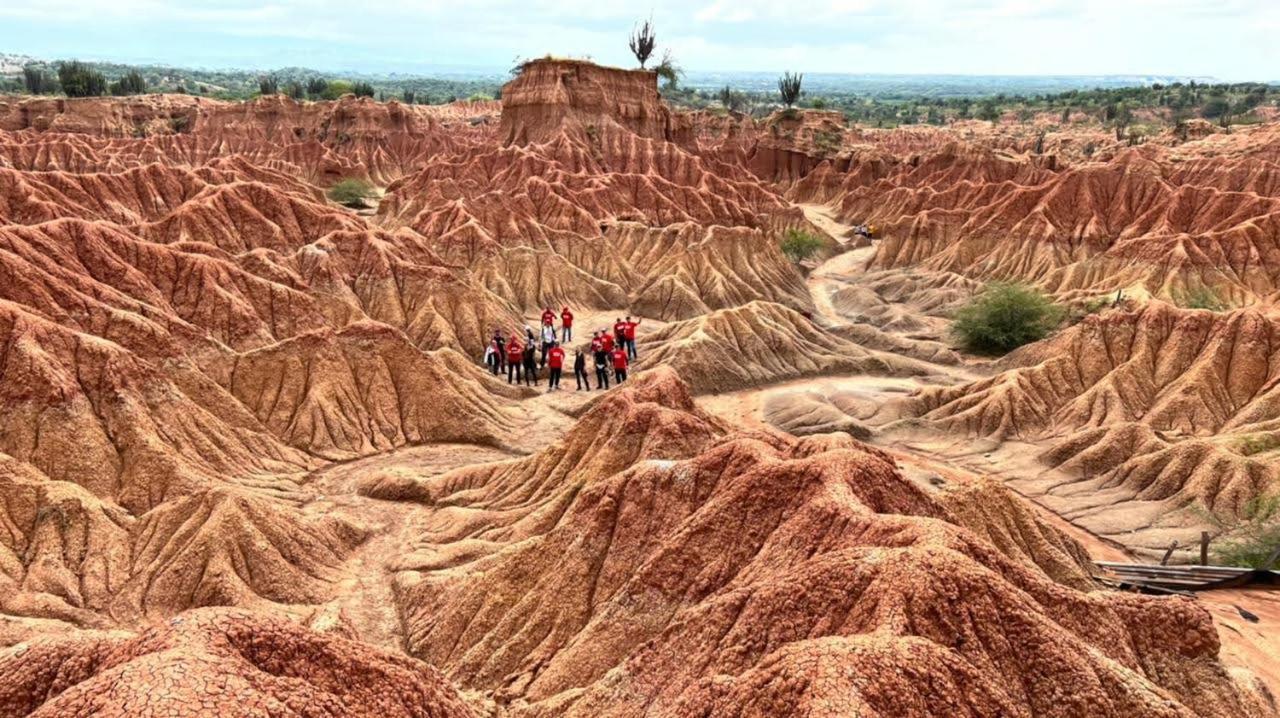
[573,349,589,390]
[622,315,641,360]
[505,336,523,384]
[523,340,538,386]
[594,339,611,390]
[560,306,574,342]
[611,343,629,384]
[547,341,565,391]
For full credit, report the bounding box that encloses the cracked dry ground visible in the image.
[2,61,1280,717]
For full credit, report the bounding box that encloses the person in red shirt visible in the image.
[541,307,555,328]
[613,317,626,344]
[611,345,629,384]
[601,330,615,353]
[560,306,574,343]
[505,337,524,385]
[622,315,641,360]
[546,341,565,391]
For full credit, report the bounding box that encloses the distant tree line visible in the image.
[5,58,504,104]
[661,78,1279,131]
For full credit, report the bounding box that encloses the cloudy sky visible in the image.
[1,0,1275,79]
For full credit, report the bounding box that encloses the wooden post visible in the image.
[1160,540,1179,566]
[1200,532,1210,566]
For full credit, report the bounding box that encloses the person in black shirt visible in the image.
[573,350,590,390]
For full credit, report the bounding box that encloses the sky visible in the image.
[0,0,1276,80]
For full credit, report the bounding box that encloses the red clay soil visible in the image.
[0,608,474,717]
[392,371,1270,717]
[0,61,1277,717]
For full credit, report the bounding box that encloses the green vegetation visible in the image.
[352,81,376,98]
[321,80,353,100]
[258,75,279,96]
[110,70,146,96]
[951,282,1064,354]
[660,79,1279,131]
[57,61,106,98]
[22,66,58,94]
[628,18,657,69]
[653,50,683,90]
[327,178,376,209]
[778,72,803,108]
[285,80,305,100]
[1239,433,1280,457]
[779,228,825,263]
[1176,286,1229,311]
[306,78,329,99]
[1198,493,1280,569]
[1,56,502,105]
[718,84,746,112]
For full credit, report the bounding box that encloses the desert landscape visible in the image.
[1,36,1279,718]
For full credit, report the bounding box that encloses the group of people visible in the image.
[482,306,643,393]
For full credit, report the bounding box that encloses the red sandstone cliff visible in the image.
[499,58,687,146]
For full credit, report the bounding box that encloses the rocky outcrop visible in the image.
[388,372,1268,718]
[499,59,683,146]
[0,608,475,717]
[635,301,927,393]
[786,124,1280,304]
[905,302,1280,517]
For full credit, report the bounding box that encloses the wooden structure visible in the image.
[1095,561,1280,594]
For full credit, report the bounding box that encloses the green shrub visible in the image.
[1239,433,1280,457]
[22,66,57,95]
[654,49,682,90]
[352,81,376,98]
[779,228,825,263]
[1199,494,1280,569]
[258,75,278,96]
[321,80,353,100]
[58,61,106,97]
[327,179,375,208]
[951,282,1064,354]
[110,70,146,96]
[306,78,329,99]
[1177,286,1229,311]
[285,81,305,100]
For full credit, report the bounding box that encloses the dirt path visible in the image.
[800,202,853,241]
[302,443,517,651]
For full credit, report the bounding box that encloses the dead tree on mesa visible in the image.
[779,71,803,108]
[629,18,657,69]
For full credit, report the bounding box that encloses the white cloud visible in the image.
[0,0,1274,79]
